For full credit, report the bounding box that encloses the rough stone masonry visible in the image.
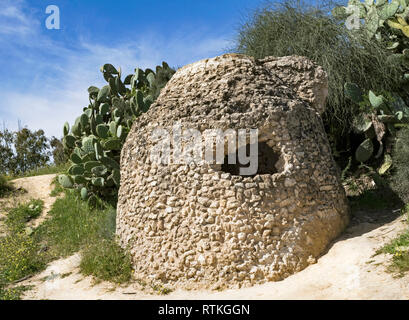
[116,53,350,290]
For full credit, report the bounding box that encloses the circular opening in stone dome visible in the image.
[221,141,282,177]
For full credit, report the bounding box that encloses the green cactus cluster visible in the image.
[59,62,175,205]
[345,82,409,172]
[332,1,409,174]
[333,0,409,77]
[333,0,409,36]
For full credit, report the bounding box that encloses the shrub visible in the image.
[0,230,45,300]
[234,0,403,158]
[390,127,409,202]
[0,198,46,300]
[0,174,12,197]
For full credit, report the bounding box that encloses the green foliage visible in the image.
[334,0,409,55]
[150,283,173,295]
[36,191,117,258]
[344,82,364,104]
[50,175,65,197]
[378,207,409,275]
[0,128,15,174]
[80,187,88,200]
[355,138,374,162]
[50,136,70,166]
[61,62,175,203]
[6,199,44,233]
[349,187,398,210]
[0,232,45,289]
[333,1,409,166]
[0,127,66,176]
[234,0,402,155]
[339,0,409,75]
[35,190,132,283]
[390,127,409,202]
[14,129,51,174]
[379,153,393,174]
[80,239,132,284]
[349,87,409,168]
[0,198,45,300]
[58,174,73,189]
[0,285,30,300]
[0,189,132,300]
[0,174,12,198]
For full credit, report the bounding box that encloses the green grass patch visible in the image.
[234,0,403,154]
[80,239,132,284]
[0,285,32,300]
[0,232,46,287]
[1,190,132,300]
[0,198,46,300]
[347,169,403,211]
[36,191,116,258]
[35,190,132,284]
[49,176,64,197]
[378,230,409,275]
[377,207,409,275]
[6,199,44,232]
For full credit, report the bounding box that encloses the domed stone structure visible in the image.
[116,53,349,289]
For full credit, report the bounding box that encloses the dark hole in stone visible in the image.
[221,141,281,176]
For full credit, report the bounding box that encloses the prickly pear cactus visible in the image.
[333,0,409,77]
[59,62,175,203]
[334,1,409,171]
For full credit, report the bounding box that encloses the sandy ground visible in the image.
[0,174,57,236]
[21,209,409,300]
[3,174,407,300]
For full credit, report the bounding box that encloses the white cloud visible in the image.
[0,35,232,137]
[0,0,39,36]
[0,2,233,138]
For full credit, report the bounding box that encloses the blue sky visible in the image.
[0,0,273,138]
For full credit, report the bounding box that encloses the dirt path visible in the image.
[4,174,406,299]
[21,205,409,300]
[0,174,57,235]
[11,174,57,228]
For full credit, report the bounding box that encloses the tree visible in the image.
[0,127,55,175]
[0,128,15,174]
[14,128,51,174]
[50,136,69,166]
